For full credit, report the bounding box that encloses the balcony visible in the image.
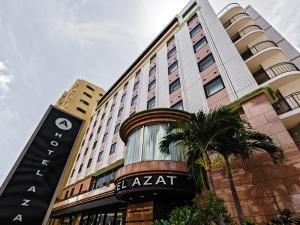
[231,25,263,43]
[252,62,300,88]
[223,12,251,29]
[218,3,242,19]
[273,92,300,115]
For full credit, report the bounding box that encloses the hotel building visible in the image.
[55,79,105,196]
[49,1,300,224]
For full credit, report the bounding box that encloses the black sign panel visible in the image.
[115,174,195,194]
[0,106,82,225]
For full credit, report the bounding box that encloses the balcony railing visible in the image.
[273,91,300,115]
[223,12,250,29]
[241,40,277,61]
[253,62,299,85]
[231,25,262,43]
[217,3,241,17]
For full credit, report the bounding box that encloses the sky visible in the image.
[0,0,299,185]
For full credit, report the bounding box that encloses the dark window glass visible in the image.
[106,117,112,126]
[167,36,175,46]
[78,184,83,194]
[110,104,115,112]
[110,143,117,155]
[133,81,139,91]
[114,124,120,134]
[87,158,92,168]
[148,80,156,92]
[171,100,184,110]
[84,148,88,155]
[198,54,215,72]
[91,167,121,190]
[149,66,156,76]
[83,92,92,98]
[169,79,181,94]
[135,70,141,78]
[70,188,74,196]
[81,139,85,146]
[193,37,207,53]
[97,126,101,134]
[76,153,80,161]
[124,82,128,89]
[204,76,225,97]
[78,164,83,173]
[190,24,202,37]
[118,107,123,117]
[88,134,93,140]
[121,93,126,102]
[131,96,138,106]
[86,85,95,91]
[92,141,97,149]
[168,61,178,75]
[70,169,75,177]
[113,93,118,100]
[76,107,86,114]
[102,133,108,143]
[150,55,156,64]
[80,99,89,106]
[187,13,198,25]
[167,47,177,59]
[97,151,103,162]
[101,113,105,120]
[64,191,69,199]
[147,97,155,109]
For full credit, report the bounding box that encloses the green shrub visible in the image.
[267,208,300,225]
[243,219,258,225]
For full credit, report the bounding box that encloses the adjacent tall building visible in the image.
[55,79,105,200]
[49,1,300,224]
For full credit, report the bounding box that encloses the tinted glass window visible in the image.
[198,54,215,72]
[204,76,225,97]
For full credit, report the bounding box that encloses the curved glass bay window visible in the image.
[125,124,186,165]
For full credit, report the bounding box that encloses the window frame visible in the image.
[83,92,92,98]
[147,97,156,109]
[169,78,181,94]
[193,37,208,53]
[203,76,225,98]
[131,95,138,106]
[198,54,215,72]
[148,80,156,92]
[171,100,184,110]
[190,24,202,38]
[168,61,178,75]
[167,47,177,59]
[110,143,117,155]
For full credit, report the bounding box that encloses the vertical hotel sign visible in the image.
[0,106,83,225]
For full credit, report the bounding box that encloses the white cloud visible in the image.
[0,61,13,93]
[0,61,7,71]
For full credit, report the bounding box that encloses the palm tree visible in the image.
[160,106,245,224]
[210,128,284,225]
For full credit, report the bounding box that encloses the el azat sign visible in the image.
[0,106,82,225]
[116,174,194,193]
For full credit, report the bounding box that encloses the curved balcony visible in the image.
[232,25,265,50]
[218,3,244,23]
[252,62,300,88]
[241,41,283,71]
[273,91,300,129]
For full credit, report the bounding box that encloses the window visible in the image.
[110,104,115,112]
[84,148,88,155]
[204,76,225,97]
[76,107,86,114]
[193,37,207,53]
[89,134,93,140]
[99,93,103,97]
[113,93,118,100]
[149,66,156,76]
[80,99,89,106]
[86,85,95,91]
[78,164,83,173]
[97,151,103,162]
[150,55,156,64]
[93,121,97,127]
[97,126,101,134]
[198,54,215,72]
[91,167,121,190]
[118,107,123,117]
[167,47,177,59]
[105,102,108,108]
[167,36,175,46]
[190,24,202,38]
[135,70,141,78]
[147,97,155,109]
[168,61,178,75]
[133,81,139,91]
[81,139,85,146]
[70,188,74,196]
[106,117,112,126]
[102,133,108,143]
[70,169,75,177]
[169,79,181,94]
[83,92,92,98]
[92,141,98,149]
[124,82,128,89]
[121,93,126,102]
[131,96,138,106]
[64,191,69,199]
[183,2,197,18]
[76,154,80,161]
[87,158,92,168]
[171,100,184,110]
[148,80,156,92]
[78,184,83,194]
[101,113,105,120]
[187,13,198,25]
[110,143,117,155]
[114,124,120,134]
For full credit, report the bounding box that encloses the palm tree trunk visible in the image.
[224,157,245,225]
